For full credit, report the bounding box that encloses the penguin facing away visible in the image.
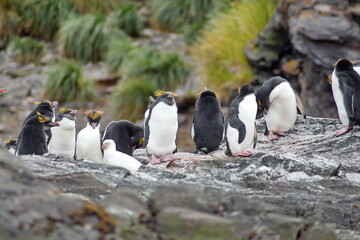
[76,110,104,163]
[17,113,59,155]
[144,90,178,164]
[256,76,306,140]
[192,87,224,154]
[48,108,77,158]
[225,84,257,157]
[4,139,17,155]
[331,59,360,136]
[102,139,142,175]
[102,120,144,156]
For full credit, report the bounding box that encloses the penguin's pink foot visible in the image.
[234,151,253,157]
[276,131,286,137]
[161,154,172,163]
[150,155,162,165]
[334,126,352,137]
[268,131,279,140]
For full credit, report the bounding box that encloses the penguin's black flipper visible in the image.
[253,123,257,149]
[229,116,246,144]
[293,89,306,118]
[341,79,355,119]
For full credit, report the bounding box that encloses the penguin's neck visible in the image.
[86,122,100,130]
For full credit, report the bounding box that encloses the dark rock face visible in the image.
[1,117,360,239]
[245,0,360,118]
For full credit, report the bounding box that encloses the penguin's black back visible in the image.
[17,115,48,155]
[193,90,224,153]
[103,120,144,156]
[335,59,360,125]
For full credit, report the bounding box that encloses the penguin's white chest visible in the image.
[265,82,297,132]
[147,102,178,155]
[227,94,257,154]
[48,118,76,157]
[76,125,103,163]
[331,71,349,125]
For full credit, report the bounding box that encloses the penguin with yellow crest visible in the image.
[144,90,178,164]
[48,108,78,158]
[17,113,60,155]
[76,110,104,163]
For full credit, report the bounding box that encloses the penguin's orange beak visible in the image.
[91,122,97,129]
[0,89,7,93]
[101,143,107,150]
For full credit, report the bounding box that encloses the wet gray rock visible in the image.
[1,116,360,239]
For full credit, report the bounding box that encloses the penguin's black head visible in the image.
[334,59,354,72]
[154,90,177,106]
[58,108,77,121]
[85,110,104,129]
[34,100,58,118]
[255,88,269,118]
[4,139,17,149]
[26,113,60,128]
[239,84,254,96]
[198,88,217,98]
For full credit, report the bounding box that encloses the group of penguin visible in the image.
[2,58,360,175]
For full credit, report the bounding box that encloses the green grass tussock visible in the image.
[44,60,97,103]
[69,0,119,14]
[59,14,109,63]
[111,79,156,121]
[0,0,21,42]
[106,38,133,73]
[7,37,44,64]
[21,0,73,41]
[106,2,144,37]
[191,0,278,91]
[121,47,191,90]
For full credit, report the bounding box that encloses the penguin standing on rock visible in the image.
[144,90,178,164]
[102,120,144,156]
[331,59,360,136]
[256,76,306,140]
[102,139,142,175]
[48,108,77,158]
[191,88,224,154]
[17,113,59,155]
[16,101,58,154]
[76,110,104,163]
[225,84,257,157]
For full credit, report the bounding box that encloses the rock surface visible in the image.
[1,116,360,239]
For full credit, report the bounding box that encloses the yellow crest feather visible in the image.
[36,112,41,115]
[154,90,178,97]
[85,110,104,120]
[38,116,49,123]
[60,108,72,113]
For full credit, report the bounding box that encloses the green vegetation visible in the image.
[21,0,73,41]
[68,0,119,14]
[44,60,97,103]
[106,38,133,73]
[7,37,44,64]
[111,79,156,121]
[59,14,109,63]
[191,0,278,91]
[0,0,21,42]
[106,2,144,37]
[121,47,191,90]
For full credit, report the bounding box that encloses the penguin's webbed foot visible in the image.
[150,155,162,165]
[268,131,279,140]
[276,131,286,137]
[161,154,172,163]
[334,126,352,137]
[234,151,253,157]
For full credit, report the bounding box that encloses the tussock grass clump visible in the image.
[21,0,73,41]
[59,14,109,63]
[191,0,278,90]
[121,47,191,90]
[111,79,156,121]
[0,0,21,41]
[44,60,97,103]
[7,37,44,64]
[69,0,119,14]
[105,38,133,73]
[106,2,144,37]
